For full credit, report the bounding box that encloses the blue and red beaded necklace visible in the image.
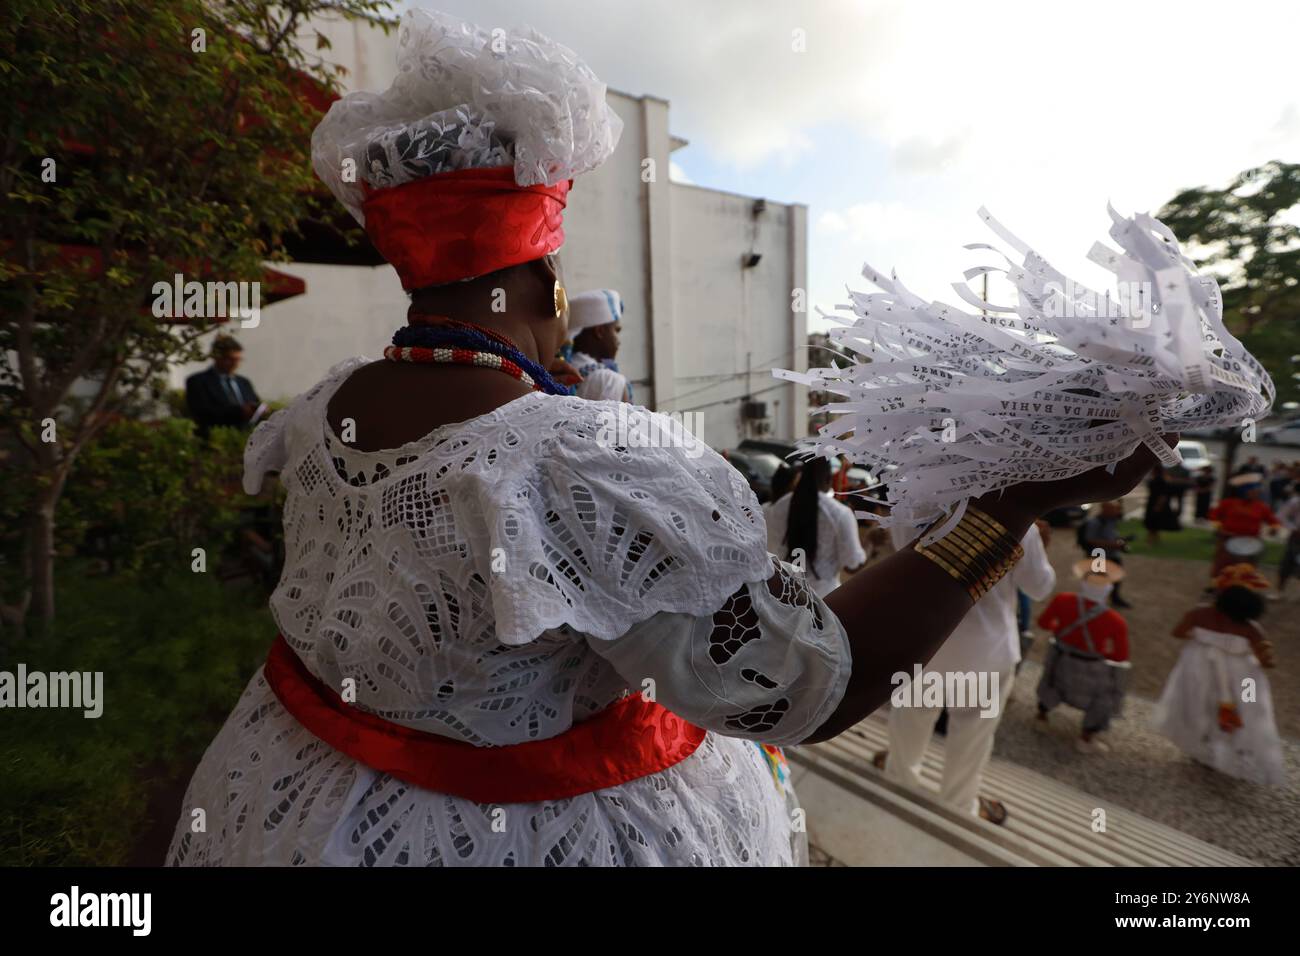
[386,316,572,396]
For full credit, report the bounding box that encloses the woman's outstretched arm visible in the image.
[804,438,1170,744]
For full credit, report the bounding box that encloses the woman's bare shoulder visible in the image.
[326,362,533,452]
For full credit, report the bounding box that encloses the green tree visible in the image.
[0,0,391,629]
[1157,161,1300,483]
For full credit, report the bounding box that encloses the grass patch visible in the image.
[1116,519,1284,566]
[0,566,275,866]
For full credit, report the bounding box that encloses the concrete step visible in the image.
[789,713,1256,867]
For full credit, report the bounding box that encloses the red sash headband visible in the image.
[361,166,571,291]
[263,635,707,803]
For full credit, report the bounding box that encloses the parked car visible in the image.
[1042,504,1087,528]
[734,439,897,499]
[1169,439,1214,479]
[1260,420,1300,448]
[722,448,787,502]
[1180,424,1237,441]
[737,438,800,461]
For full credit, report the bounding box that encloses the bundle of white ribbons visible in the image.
[775,205,1274,538]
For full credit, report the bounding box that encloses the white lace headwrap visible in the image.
[776,205,1274,538]
[311,8,623,225]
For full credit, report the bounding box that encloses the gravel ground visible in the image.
[853,514,1300,866]
[1030,525,1300,737]
[994,659,1300,866]
[1015,528,1300,866]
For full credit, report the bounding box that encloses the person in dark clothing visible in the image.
[1194,466,1215,521]
[1233,457,1263,478]
[1268,461,1292,508]
[1079,500,1132,609]
[186,335,263,436]
[1143,465,1185,546]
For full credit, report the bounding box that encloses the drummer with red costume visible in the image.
[1208,473,1280,578]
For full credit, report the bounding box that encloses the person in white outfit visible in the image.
[568,289,630,402]
[877,519,1055,824]
[1153,563,1285,786]
[765,457,867,598]
[164,8,1168,868]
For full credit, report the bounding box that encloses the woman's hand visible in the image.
[808,431,1178,744]
[975,433,1177,533]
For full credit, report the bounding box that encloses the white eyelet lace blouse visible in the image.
[167,359,851,866]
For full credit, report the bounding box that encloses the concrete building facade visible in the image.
[174,19,808,450]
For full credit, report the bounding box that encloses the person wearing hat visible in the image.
[567,289,630,402]
[1208,475,1280,577]
[1034,559,1131,753]
[1152,564,1284,785]
[1077,499,1132,608]
[166,9,1170,869]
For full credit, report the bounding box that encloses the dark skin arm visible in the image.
[323,263,1170,747]
[805,437,1172,743]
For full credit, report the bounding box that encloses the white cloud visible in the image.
[399,0,1300,327]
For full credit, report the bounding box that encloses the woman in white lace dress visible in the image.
[1152,564,1285,786]
[167,9,1162,867]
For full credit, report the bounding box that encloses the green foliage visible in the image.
[0,0,392,620]
[56,417,262,580]
[1116,518,1284,565]
[0,567,275,866]
[1158,161,1300,408]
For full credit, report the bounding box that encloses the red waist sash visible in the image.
[263,635,707,803]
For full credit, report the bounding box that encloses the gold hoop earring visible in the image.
[554,280,568,321]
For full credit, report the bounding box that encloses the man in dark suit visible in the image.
[186,335,263,436]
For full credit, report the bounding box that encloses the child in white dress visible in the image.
[1152,564,1285,786]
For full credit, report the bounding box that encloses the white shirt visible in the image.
[890,521,1055,674]
[766,491,868,598]
[571,350,628,402]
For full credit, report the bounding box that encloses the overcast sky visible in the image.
[396,0,1300,328]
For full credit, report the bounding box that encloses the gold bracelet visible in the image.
[943,526,1005,575]
[941,521,1018,570]
[965,506,1021,552]
[927,534,1000,588]
[964,506,1026,565]
[916,544,983,602]
[914,506,1024,602]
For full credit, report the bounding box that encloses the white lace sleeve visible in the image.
[480,400,776,644]
[242,358,369,495]
[242,409,291,495]
[584,560,851,746]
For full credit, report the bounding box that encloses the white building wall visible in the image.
[664,185,806,448]
[173,21,809,451]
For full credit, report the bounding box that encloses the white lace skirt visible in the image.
[1152,644,1285,787]
[167,668,803,866]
